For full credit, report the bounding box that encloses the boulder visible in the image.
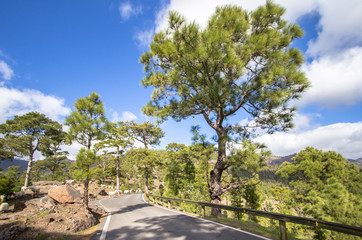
[33,181,64,186]
[39,196,56,209]
[48,185,81,204]
[98,189,108,196]
[0,202,9,211]
[70,210,96,232]
[14,201,27,211]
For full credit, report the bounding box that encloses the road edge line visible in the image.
[99,198,112,240]
[142,194,270,240]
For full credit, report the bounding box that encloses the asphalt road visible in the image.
[91,194,270,240]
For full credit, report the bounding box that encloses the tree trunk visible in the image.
[24,154,34,188]
[83,175,89,208]
[116,147,120,191]
[209,129,227,216]
[144,173,149,195]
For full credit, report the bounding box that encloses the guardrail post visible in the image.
[202,206,205,218]
[168,200,171,209]
[279,220,288,240]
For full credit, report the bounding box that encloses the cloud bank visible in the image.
[0,87,71,123]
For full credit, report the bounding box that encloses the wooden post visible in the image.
[168,200,171,209]
[279,220,288,240]
[202,206,205,218]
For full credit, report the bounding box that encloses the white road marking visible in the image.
[99,198,112,240]
[142,194,271,240]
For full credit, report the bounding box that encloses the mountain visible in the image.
[266,154,362,168]
[0,158,28,173]
[349,158,362,168]
[265,154,296,166]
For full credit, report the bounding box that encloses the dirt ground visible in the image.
[0,182,115,240]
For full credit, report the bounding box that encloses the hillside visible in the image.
[349,158,362,168]
[266,154,362,168]
[0,158,28,172]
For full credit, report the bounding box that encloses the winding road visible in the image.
[91,194,270,240]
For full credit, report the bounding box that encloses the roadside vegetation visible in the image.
[0,2,361,240]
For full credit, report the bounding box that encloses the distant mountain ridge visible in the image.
[266,154,362,168]
[1,155,361,173]
[0,158,28,172]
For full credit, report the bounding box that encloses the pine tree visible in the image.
[140,2,309,211]
[65,92,107,207]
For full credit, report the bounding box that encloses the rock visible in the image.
[89,204,106,214]
[14,201,27,211]
[22,186,40,198]
[98,189,108,196]
[33,181,64,186]
[48,185,81,204]
[70,210,96,232]
[0,202,9,211]
[0,224,26,240]
[39,196,56,209]
[13,191,25,199]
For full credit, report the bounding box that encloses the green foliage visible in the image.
[128,121,164,193]
[91,151,115,184]
[4,166,21,192]
[65,92,107,150]
[128,121,164,148]
[141,2,308,134]
[0,137,16,161]
[228,140,270,176]
[65,92,107,206]
[0,111,65,187]
[73,148,98,181]
[95,121,133,189]
[164,143,196,197]
[277,147,362,239]
[140,2,309,204]
[0,171,14,200]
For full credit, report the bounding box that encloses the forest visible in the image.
[1,94,360,239]
[1,2,361,240]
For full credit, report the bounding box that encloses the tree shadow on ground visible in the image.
[96,212,264,240]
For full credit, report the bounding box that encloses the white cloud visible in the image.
[0,87,71,123]
[153,0,319,33]
[300,47,362,107]
[119,2,142,21]
[255,121,362,159]
[61,142,83,161]
[306,0,362,57]
[111,110,138,122]
[135,29,154,49]
[121,111,137,121]
[0,60,14,80]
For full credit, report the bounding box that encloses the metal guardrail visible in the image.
[148,195,362,240]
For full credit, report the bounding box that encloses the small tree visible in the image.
[95,121,132,191]
[65,92,106,207]
[73,148,98,194]
[140,2,309,210]
[164,143,196,197]
[0,112,64,188]
[129,121,164,194]
[37,125,70,181]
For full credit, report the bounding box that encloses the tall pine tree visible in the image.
[65,92,107,207]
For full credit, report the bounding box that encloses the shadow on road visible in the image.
[105,213,263,240]
[110,203,150,215]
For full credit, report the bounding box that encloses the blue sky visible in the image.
[1,0,362,159]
